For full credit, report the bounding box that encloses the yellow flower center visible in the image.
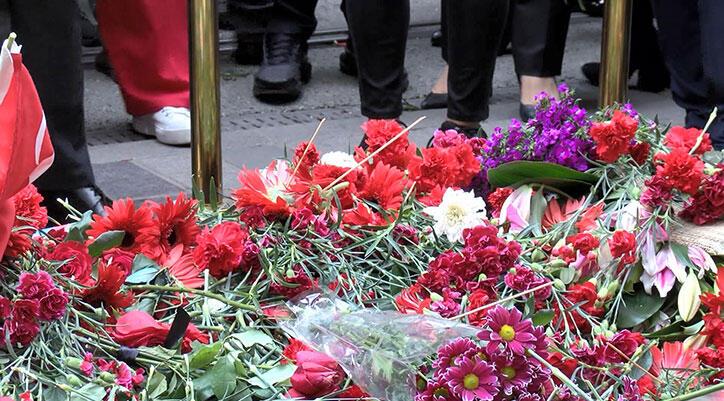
[446,204,466,223]
[501,366,516,379]
[433,387,449,397]
[499,324,516,341]
[463,373,479,390]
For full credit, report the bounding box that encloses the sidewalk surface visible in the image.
[84,13,683,204]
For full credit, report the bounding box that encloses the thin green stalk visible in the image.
[661,382,724,401]
[129,284,258,312]
[527,350,596,401]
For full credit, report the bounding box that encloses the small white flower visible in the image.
[319,151,357,169]
[423,188,487,243]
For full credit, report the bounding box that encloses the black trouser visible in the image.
[8,0,95,191]
[265,0,318,37]
[442,0,509,122]
[651,0,724,150]
[511,0,570,77]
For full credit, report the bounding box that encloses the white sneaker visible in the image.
[132,106,191,145]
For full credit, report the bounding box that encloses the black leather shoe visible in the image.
[234,32,264,65]
[253,32,312,104]
[40,186,111,225]
[420,92,447,110]
[519,103,537,122]
[431,30,443,47]
[582,62,669,93]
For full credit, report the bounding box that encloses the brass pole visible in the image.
[599,0,633,107]
[189,0,222,201]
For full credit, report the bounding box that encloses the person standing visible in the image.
[96,0,192,146]
[8,0,109,220]
[650,0,724,150]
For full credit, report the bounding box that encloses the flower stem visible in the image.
[661,382,724,401]
[527,350,596,401]
[129,284,259,312]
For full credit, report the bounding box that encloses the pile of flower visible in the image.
[0,92,723,401]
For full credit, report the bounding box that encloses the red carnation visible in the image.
[602,330,645,363]
[408,143,479,194]
[629,141,651,165]
[38,287,69,321]
[664,126,712,155]
[47,241,93,286]
[589,110,639,163]
[4,185,47,258]
[192,222,248,278]
[142,193,199,264]
[282,338,311,364]
[82,262,134,310]
[16,271,55,300]
[337,385,370,400]
[680,166,724,225]
[609,230,637,266]
[566,233,600,254]
[487,187,514,218]
[654,149,705,195]
[5,318,40,347]
[466,288,495,326]
[361,119,415,170]
[0,297,11,319]
[11,298,40,322]
[88,198,155,252]
[640,174,674,210]
[292,141,320,180]
[269,267,316,299]
[560,282,604,332]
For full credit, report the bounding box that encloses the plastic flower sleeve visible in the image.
[280,291,479,401]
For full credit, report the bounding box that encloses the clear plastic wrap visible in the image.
[280,291,479,401]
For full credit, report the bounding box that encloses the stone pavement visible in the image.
[84,14,684,203]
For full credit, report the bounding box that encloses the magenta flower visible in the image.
[433,337,480,375]
[415,378,461,401]
[478,306,538,355]
[490,351,533,395]
[445,357,499,401]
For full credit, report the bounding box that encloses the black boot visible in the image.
[40,186,111,225]
[253,33,312,104]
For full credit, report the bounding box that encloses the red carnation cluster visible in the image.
[269,266,317,299]
[3,185,47,258]
[679,166,724,225]
[654,149,705,196]
[46,241,94,286]
[487,187,514,218]
[558,281,604,333]
[360,119,416,170]
[192,221,254,278]
[608,230,637,266]
[292,141,320,180]
[0,271,68,348]
[408,139,480,194]
[664,126,712,155]
[589,110,639,163]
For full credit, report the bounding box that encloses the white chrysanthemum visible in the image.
[319,151,357,169]
[423,188,487,243]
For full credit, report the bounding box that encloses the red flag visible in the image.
[0,37,55,256]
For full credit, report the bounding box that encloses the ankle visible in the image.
[520,75,558,105]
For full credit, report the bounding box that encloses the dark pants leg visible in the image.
[344,0,409,119]
[445,0,509,122]
[266,0,318,38]
[8,0,95,191]
[629,0,666,82]
[651,0,724,149]
[511,0,570,77]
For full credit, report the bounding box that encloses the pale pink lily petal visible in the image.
[688,245,717,278]
[499,185,532,233]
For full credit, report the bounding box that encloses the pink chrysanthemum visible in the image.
[445,356,498,401]
[490,351,533,396]
[433,337,480,375]
[478,306,539,355]
[415,378,461,401]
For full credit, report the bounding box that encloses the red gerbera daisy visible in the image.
[142,193,199,264]
[358,162,408,210]
[82,262,134,310]
[88,198,155,253]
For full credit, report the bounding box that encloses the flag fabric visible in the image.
[0,37,55,256]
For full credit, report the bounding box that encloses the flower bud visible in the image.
[553,279,566,291]
[67,374,83,387]
[678,270,701,322]
[548,258,568,269]
[430,292,444,302]
[65,357,82,370]
[99,371,116,384]
[531,248,547,262]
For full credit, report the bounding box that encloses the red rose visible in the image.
[282,339,311,364]
[589,110,639,163]
[192,222,248,278]
[664,126,712,155]
[566,233,600,254]
[654,149,705,195]
[38,287,69,321]
[288,351,344,398]
[16,271,55,300]
[47,241,93,285]
[609,230,637,265]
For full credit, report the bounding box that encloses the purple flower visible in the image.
[445,357,499,401]
[617,377,643,401]
[415,377,460,401]
[477,306,541,355]
[518,393,544,401]
[490,351,533,395]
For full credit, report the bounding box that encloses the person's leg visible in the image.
[345,0,409,119]
[629,0,669,91]
[446,0,509,130]
[698,0,724,149]
[9,0,107,219]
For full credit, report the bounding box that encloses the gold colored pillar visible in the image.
[189,0,222,201]
[599,0,633,107]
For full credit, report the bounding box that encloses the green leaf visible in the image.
[146,371,168,399]
[247,364,296,388]
[211,356,238,399]
[43,386,68,401]
[65,211,93,242]
[87,230,125,257]
[559,266,576,285]
[192,371,216,401]
[232,329,274,348]
[630,350,653,380]
[615,289,666,328]
[670,242,694,269]
[189,342,223,370]
[532,309,555,326]
[528,190,548,236]
[125,266,159,284]
[487,161,598,190]
[70,383,107,401]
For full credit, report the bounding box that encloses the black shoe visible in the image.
[581,62,601,87]
[635,66,670,93]
[95,50,116,82]
[234,32,264,65]
[519,103,537,122]
[439,121,486,139]
[40,186,111,224]
[431,30,443,47]
[420,92,447,110]
[253,33,312,104]
[79,0,101,47]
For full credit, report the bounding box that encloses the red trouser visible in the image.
[96,0,190,117]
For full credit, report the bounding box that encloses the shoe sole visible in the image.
[132,122,191,146]
[254,61,312,103]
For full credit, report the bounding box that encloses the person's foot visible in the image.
[421,66,448,109]
[581,62,601,86]
[519,76,558,120]
[132,107,191,146]
[581,62,670,93]
[234,32,264,65]
[40,185,111,224]
[519,103,537,122]
[253,32,311,104]
[431,30,443,47]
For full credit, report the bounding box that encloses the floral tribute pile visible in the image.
[1,88,723,401]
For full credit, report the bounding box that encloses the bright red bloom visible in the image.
[5,318,40,347]
[4,185,47,258]
[269,266,317,299]
[112,310,209,353]
[602,330,645,363]
[302,163,364,210]
[700,267,724,316]
[16,271,55,300]
[589,110,639,163]
[696,346,724,383]
[466,288,495,326]
[664,126,712,155]
[560,282,604,332]
[408,143,479,194]
[142,193,199,264]
[292,141,320,180]
[654,149,705,195]
[233,162,292,217]
[575,203,604,232]
[164,246,204,288]
[100,248,136,277]
[361,119,416,170]
[680,166,724,225]
[82,262,134,310]
[548,352,578,379]
[88,198,155,252]
[566,233,600,254]
[342,203,388,227]
[358,162,408,210]
[192,222,247,278]
[288,350,344,399]
[37,287,69,321]
[395,284,432,314]
[11,299,40,322]
[282,338,311,364]
[337,385,370,400]
[47,241,93,285]
[487,187,514,218]
[609,230,637,265]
